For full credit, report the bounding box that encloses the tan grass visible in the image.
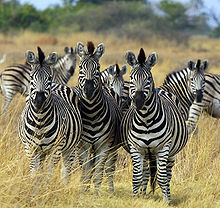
[0,31,219,207]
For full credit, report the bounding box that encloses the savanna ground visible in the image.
[0,31,219,208]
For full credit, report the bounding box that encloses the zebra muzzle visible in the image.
[195,89,203,103]
[84,79,95,100]
[134,91,146,110]
[33,91,47,111]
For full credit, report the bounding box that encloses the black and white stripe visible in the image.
[160,59,208,133]
[0,46,76,113]
[18,47,82,185]
[121,48,188,203]
[100,64,131,114]
[76,41,122,195]
[187,72,220,132]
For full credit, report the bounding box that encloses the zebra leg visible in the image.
[105,147,118,194]
[78,142,94,192]
[140,155,149,197]
[130,147,144,198]
[61,148,75,185]
[30,152,46,195]
[93,144,110,196]
[167,156,175,197]
[187,102,203,134]
[156,144,171,203]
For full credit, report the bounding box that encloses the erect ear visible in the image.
[147,52,158,67]
[202,60,208,72]
[64,47,70,54]
[188,60,195,71]
[70,47,74,54]
[126,51,137,67]
[107,65,115,75]
[25,50,37,65]
[76,42,86,58]
[46,52,58,65]
[120,65,127,75]
[94,43,105,59]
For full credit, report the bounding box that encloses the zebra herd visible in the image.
[0,41,219,203]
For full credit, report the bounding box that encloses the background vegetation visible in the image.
[0,0,218,43]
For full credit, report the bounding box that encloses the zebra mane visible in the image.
[37,46,45,67]
[87,41,95,55]
[163,68,188,85]
[196,59,201,69]
[138,48,146,66]
[115,64,120,74]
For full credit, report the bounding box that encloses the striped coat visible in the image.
[121,48,188,203]
[18,47,81,185]
[0,46,76,112]
[76,42,122,195]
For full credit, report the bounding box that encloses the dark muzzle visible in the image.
[84,79,95,100]
[33,91,47,111]
[195,89,203,103]
[134,91,146,110]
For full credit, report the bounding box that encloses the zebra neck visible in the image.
[52,58,71,85]
[161,68,194,115]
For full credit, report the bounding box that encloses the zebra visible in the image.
[121,48,188,203]
[160,59,208,133]
[0,46,76,113]
[100,63,127,97]
[18,47,82,186]
[76,41,122,195]
[101,64,131,114]
[187,72,220,133]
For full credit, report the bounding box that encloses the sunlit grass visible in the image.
[0,31,219,207]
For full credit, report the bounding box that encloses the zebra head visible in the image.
[76,41,104,100]
[126,48,158,110]
[106,64,127,97]
[63,46,77,75]
[26,47,58,111]
[188,59,208,102]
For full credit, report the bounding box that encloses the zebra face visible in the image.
[63,47,77,75]
[107,64,127,97]
[188,59,208,102]
[126,48,158,110]
[26,47,57,111]
[76,41,104,100]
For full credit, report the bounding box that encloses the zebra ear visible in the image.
[107,65,115,75]
[120,65,127,75]
[76,42,86,58]
[147,52,158,67]
[126,51,137,67]
[94,43,105,59]
[46,52,58,65]
[64,47,70,54]
[26,50,37,65]
[202,60,208,72]
[188,60,195,71]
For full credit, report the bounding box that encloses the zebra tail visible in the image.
[148,149,157,194]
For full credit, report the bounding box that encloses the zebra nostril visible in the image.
[134,91,145,110]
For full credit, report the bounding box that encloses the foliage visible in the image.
[0,0,212,43]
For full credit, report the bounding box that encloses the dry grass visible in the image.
[0,31,220,207]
